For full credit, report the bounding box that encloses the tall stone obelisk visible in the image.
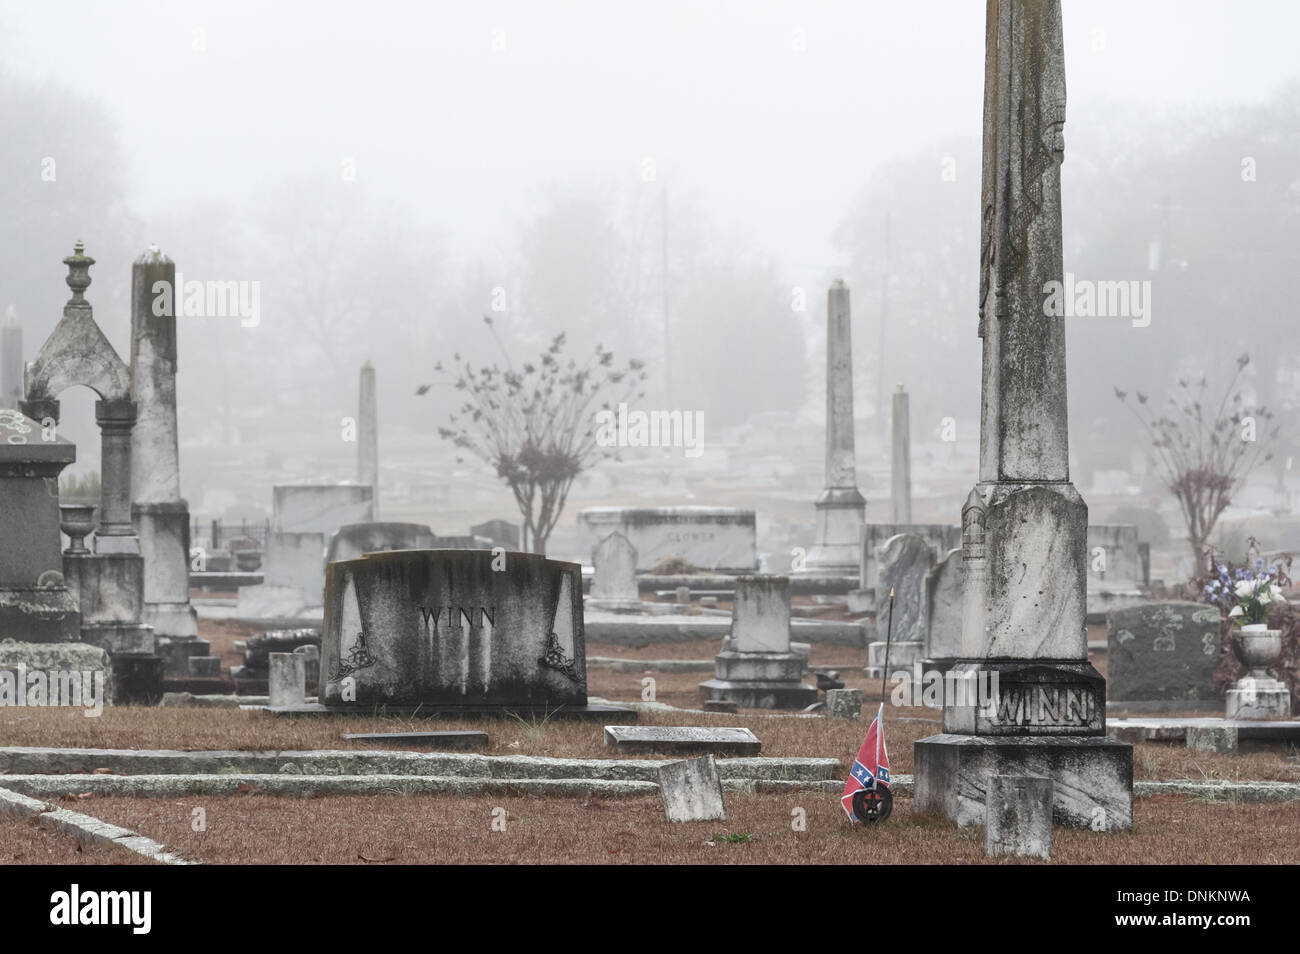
[1,306,21,409]
[913,0,1132,830]
[803,280,865,575]
[890,384,911,524]
[358,360,379,518]
[130,246,205,674]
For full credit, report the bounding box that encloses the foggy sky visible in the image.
[3,0,1294,299]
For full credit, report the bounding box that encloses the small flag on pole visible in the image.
[840,702,891,822]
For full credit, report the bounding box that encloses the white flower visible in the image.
[1233,580,1254,599]
[1271,584,1287,603]
[1228,605,1243,618]
[1258,589,1273,605]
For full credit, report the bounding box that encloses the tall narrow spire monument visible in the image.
[914,0,1133,829]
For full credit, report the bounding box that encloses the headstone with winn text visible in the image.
[316,548,629,717]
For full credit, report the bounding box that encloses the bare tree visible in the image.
[427,318,646,553]
[1116,353,1276,573]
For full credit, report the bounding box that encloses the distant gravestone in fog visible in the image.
[325,522,437,564]
[875,534,931,644]
[590,532,639,602]
[471,520,520,549]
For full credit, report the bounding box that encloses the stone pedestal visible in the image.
[134,502,206,674]
[1225,678,1291,719]
[1225,628,1292,719]
[698,576,817,709]
[916,734,1133,830]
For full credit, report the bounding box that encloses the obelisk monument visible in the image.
[358,360,379,518]
[913,0,1133,830]
[802,280,865,575]
[890,384,911,524]
[130,246,204,673]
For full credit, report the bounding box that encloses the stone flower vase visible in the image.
[58,503,97,555]
[1226,622,1291,719]
[1236,623,1281,679]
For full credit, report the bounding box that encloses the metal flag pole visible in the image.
[879,586,895,703]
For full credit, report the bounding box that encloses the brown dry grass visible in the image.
[0,814,152,864]
[76,792,1300,865]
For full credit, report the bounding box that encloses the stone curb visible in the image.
[0,747,840,782]
[1133,780,1300,802]
[0,773,849,800]
[586,657,715,673]
[1,774,663,799]
[0,786,194,864]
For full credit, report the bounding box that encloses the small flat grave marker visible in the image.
[341,730,490,751]
[604,725,760,756]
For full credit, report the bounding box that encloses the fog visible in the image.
[2,0,1297,563]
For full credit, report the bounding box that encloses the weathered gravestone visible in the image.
[923,547,964,663]
[577,506,757,572]
[230,628,319,684]
[325,522,437,565]
[659,754,728,822]
[1107,602,1222,711]
[589,531,639,603]
[268,652,306,708]
[585,530,670,614]
[858,523,961,598]
[238,484,374,622]
[865,534,932,679]
[985,775,1052,861]
[317,549,629,717]
[698,576,817,709]
[1086,524,1144,618]
[470,520,520,549]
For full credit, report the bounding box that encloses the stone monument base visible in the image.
[109,654,166,706]
[0,585,80,642]
[82,621,155,655]
[864,639,924,680]
[1225,678,1292,719]
[913,733,1133,829]
[156,635,213,676]
[698,677,818,710]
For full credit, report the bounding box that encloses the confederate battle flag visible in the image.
[840,702,891,821]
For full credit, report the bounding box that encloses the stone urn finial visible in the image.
[63,241,94,304]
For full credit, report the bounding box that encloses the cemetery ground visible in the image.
[3,618,1297,865]
[7,792,1298,866]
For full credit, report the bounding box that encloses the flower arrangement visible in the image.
[1203,554,1291,627]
